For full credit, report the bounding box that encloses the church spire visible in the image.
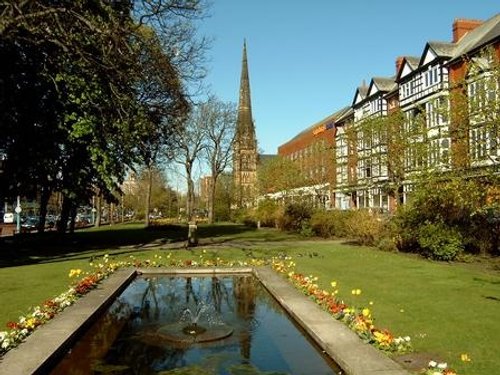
[233,40,258,207]
[236,39,255,139]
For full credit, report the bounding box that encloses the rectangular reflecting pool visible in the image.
[50,274,342,375]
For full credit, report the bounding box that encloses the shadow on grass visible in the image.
[0,222,258,268]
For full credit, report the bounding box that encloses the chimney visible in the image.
[395,56,405,75]
[453,19,483,42]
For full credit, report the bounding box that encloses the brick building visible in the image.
[276,14,500,212]
[277,107,349,208]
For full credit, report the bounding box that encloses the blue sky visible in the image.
[198,1,498,155]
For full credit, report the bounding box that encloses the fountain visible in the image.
[156,302,234,344]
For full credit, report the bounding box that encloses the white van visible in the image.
[3,212,14,224]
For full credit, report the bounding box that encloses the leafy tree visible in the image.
[133,27,189,226]
[0,0,209,232]
[257,155,304,202]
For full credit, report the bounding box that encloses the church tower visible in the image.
[233,40,258,207]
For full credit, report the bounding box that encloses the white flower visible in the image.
[1,338,11,349]
[428,360,437,367]
[404,336,411,342]
[437,362,447,369]
[0,331,7,341]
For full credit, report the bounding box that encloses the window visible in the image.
[468,74,498,116]
[370,98,381,114]
[426,97,449,128]
[470,127,487,160]
[470,126,498,161]
[405,107,424,133]
[423,65,441,88]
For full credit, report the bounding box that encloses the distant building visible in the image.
[199,175,212,208]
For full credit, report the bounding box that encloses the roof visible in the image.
[285,106,350,143]
[405,56,420,70]
[371,76,397,92]
[427,41,456,58]
[335,107,354,124]
[258,154,277,166]
[450,13,500,61]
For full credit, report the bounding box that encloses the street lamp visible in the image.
[15,195,22,233]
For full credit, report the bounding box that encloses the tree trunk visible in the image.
[110,202,114,225]
[57,195,72,234]
[37,186,51,233]
[69,203,77,234]
[186,177,194,221]
[95,194,102,227]
[208,176,216,224]
[145,166,152,227]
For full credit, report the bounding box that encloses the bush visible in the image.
[391,175,499,257]
[299,221,314,237]
[417,222,464,261]
[255,199,281,228]
[281,202,313,232]
[309,210,352,238]
[231,208,257,227]
[344,209,385,246]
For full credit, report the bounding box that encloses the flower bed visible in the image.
[271,259,412,353]
[0,253,460,374]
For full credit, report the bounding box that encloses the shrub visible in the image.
[344,209,385,246]
[281,202,313,232]
[377,237,399,252]
[255,199,281,227]
[417,222,464,261]
[391,175,499,256]
[309,209,352,238]
[299,221,314,237]
[231,208,257,227]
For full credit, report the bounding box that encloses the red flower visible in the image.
[7,321,19,330]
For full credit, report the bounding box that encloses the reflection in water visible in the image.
[50,275,340,375]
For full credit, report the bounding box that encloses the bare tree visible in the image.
[168,103,207,220]
[202,97,236,223]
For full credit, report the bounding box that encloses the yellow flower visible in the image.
[351,289,361,295]
[25,318,37,329]
[362,308,371,317]
[461,353,471,362]
[369,301,374,305]
[68,269,82,278]
[330,281,337,288]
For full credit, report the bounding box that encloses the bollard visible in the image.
[187,221,198,247]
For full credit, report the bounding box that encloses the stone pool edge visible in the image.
[0,267,411,375]
[254,267,410,375]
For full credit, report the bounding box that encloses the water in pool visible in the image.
[51,274,342,375]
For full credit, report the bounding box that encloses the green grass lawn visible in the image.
[1,223,499,375]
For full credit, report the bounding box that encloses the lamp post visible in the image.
[15,195,22,233]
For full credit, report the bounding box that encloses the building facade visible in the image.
[276,14,500,212]
[277,108,349,208]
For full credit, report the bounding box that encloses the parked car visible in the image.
[21,216,40,230]
[3,212,14,224]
